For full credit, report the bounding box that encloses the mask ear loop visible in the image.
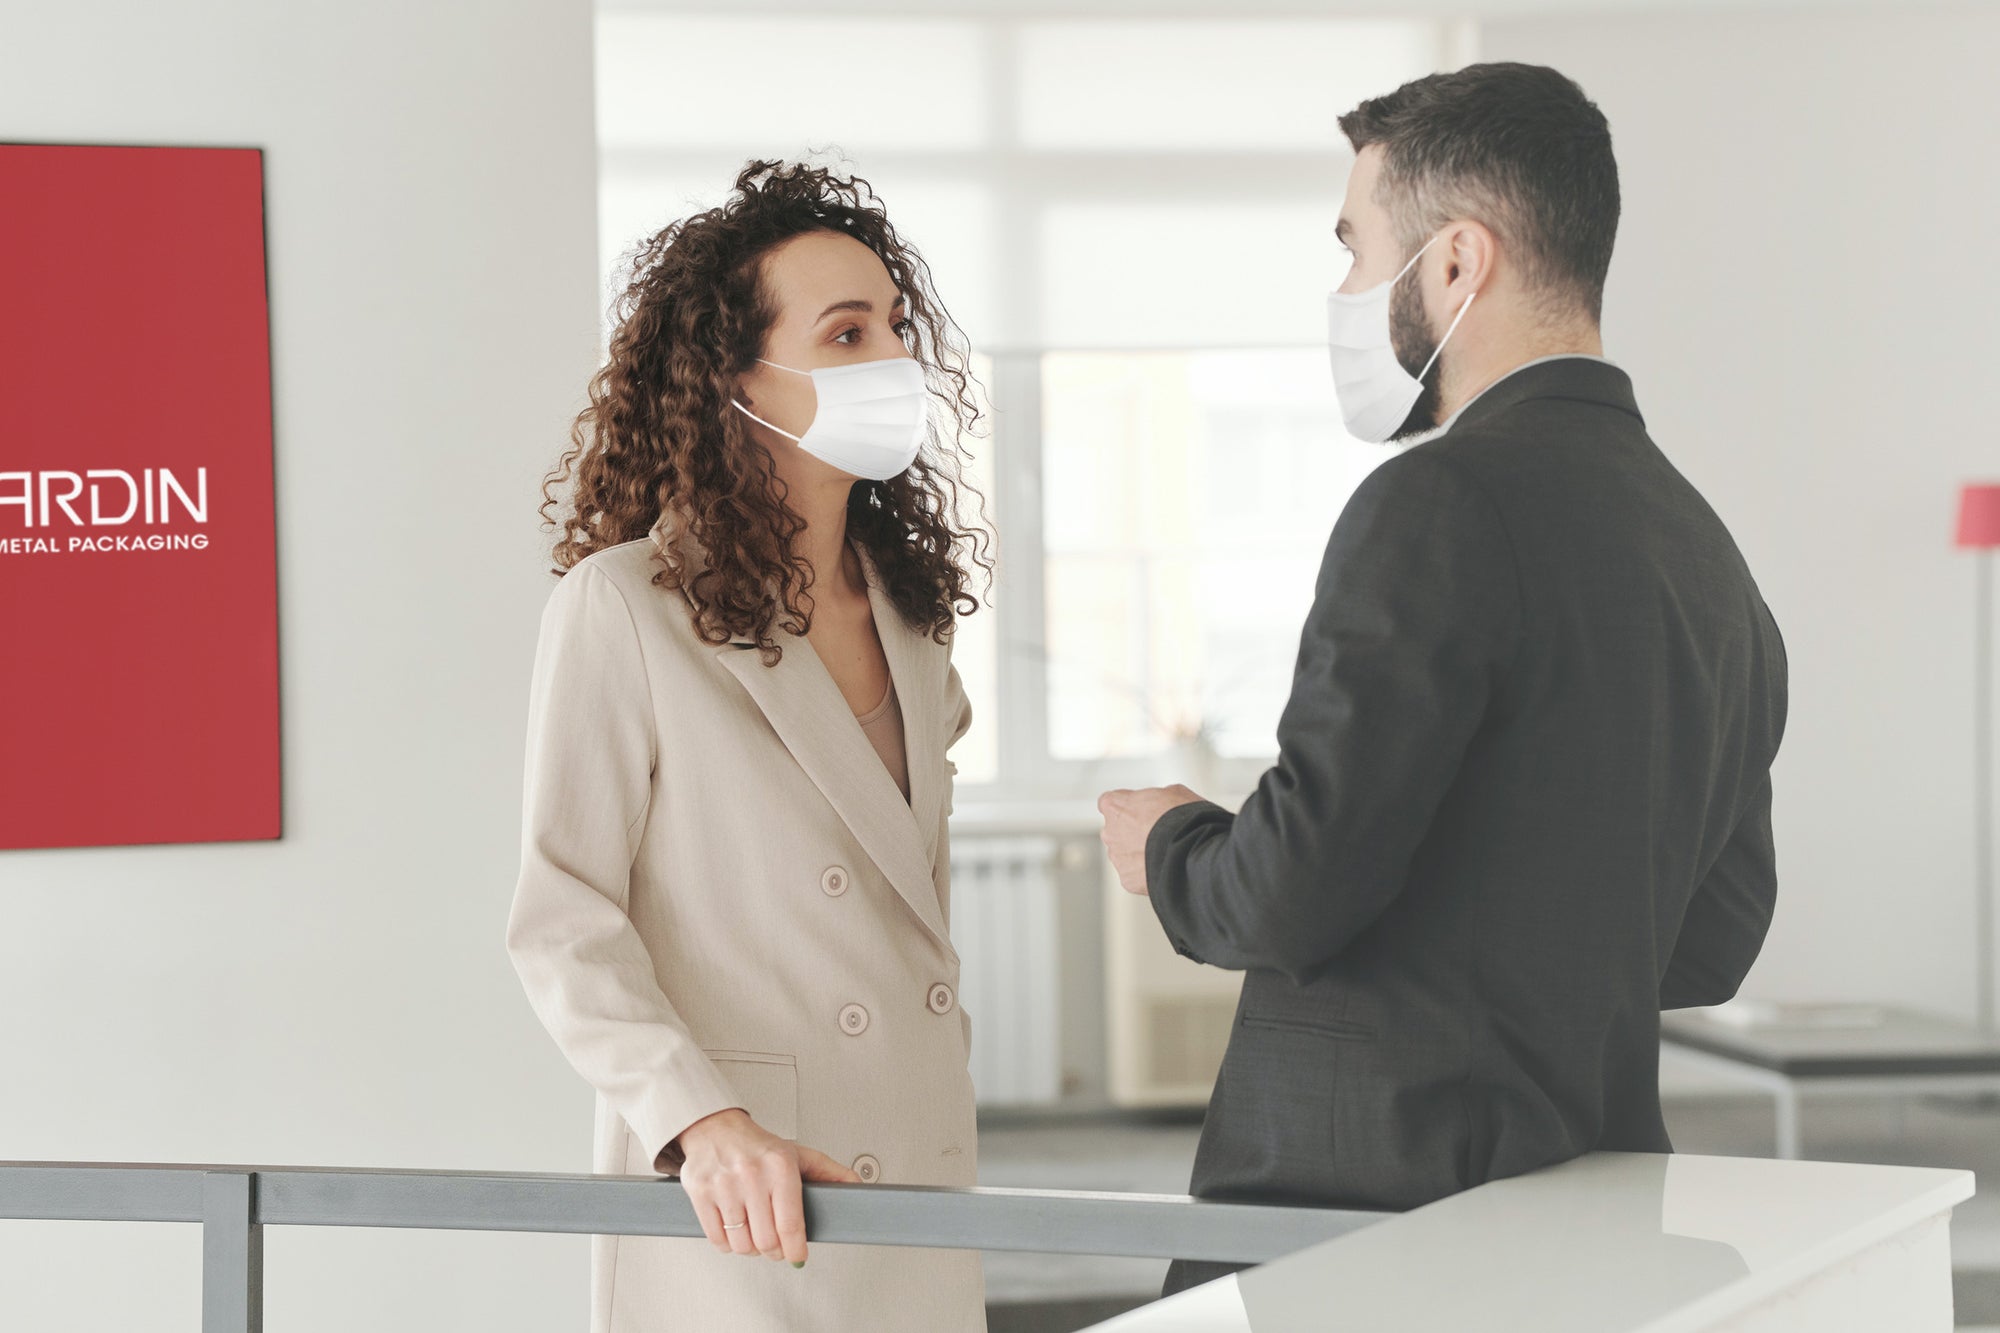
[1416,289,1478,383]
[1390,234,1439,286]
[730,357,814,441]
[729,399,804,442]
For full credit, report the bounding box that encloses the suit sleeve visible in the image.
[1660,772,1778,1010]
[1144,449,1522,984]
[505,561,743,1175]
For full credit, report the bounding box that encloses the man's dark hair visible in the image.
[1339,62,1619,324]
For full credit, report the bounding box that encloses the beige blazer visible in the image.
[506,515,984,1333]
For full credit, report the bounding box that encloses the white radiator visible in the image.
[948,835,1063,1105]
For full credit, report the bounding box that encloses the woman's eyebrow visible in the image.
[814,294,908,323]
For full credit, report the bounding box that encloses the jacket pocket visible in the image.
[703,1049,800,1140]
[1238,1012,1375,1041]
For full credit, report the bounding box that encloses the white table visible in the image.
[1662,1005,2000,1159]
[1080,1151,1974,1333]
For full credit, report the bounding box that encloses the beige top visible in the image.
[855,674,911,803]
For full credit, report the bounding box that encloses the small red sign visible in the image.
[0,143,280,850]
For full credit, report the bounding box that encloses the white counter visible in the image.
[1083,1152,1975,1332]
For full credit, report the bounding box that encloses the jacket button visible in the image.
[927,983,955,1015]
[839,1002,870,1035]
[853,1154,881,1183]
[821,866,849,897]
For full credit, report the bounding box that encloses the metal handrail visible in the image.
[0,1160,1390,1333]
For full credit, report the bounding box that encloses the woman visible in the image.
[506,159,993,1332]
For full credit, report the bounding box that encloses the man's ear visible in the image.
[1444,221,1496,295]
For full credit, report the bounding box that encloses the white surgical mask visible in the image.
[1326,234,1477,444]
[730,355,929,481]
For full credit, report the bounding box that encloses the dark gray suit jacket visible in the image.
[1147,358,1786,1296]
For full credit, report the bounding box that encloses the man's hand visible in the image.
[1098,784,1205,897]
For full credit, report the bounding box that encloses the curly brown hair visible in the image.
[541,158,993,665]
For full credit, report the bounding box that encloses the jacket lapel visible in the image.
[697,532,952,955]
[861,545,947,872]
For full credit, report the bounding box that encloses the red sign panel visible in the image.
[0,143,279,850]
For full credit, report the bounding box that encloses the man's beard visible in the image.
[1385,274,1445,443]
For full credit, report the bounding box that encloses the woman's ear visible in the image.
[731,362,759,410]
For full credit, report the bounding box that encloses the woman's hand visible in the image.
[672,1108,862,1266]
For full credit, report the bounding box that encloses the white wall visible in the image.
[1480,7,2000,1017]
[0,2,604,1328]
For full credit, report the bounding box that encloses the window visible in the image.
[1040,349,1393,763]
[594,8,1453,798]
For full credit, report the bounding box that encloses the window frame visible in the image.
[963,346,1317,805]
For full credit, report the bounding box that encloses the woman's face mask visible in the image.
[730,355,929,481]
[1326,233,1478,444]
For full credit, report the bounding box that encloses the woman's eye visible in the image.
[892,319,914,338]
[834,327,861,345]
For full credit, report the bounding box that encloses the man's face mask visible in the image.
[1326,233,1478,444]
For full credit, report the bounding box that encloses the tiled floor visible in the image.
[974,1083,2000,1329]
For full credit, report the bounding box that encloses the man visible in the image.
[1097,62,1787,1299]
